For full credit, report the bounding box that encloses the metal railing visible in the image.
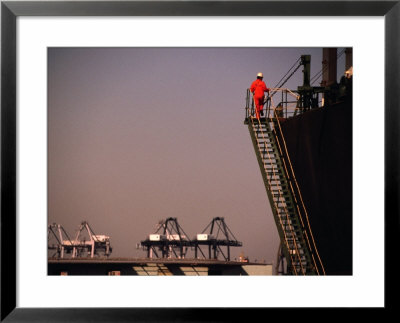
[246,88,323,120]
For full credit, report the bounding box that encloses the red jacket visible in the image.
[250,79,269,97]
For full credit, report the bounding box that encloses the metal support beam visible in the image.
[322,48,337,87]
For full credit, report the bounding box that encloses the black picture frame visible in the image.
[1,1,397,321]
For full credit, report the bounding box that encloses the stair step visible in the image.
[278,206,294,214]
[277,213,297,219]
[285,242,305,248]
[281,221,301,227]
[264,161,280,164]
[269,181,286,185]
[265,170,282,174]
[264,168,283,172]
[283,234,304,240]
[281,227,302,234]
[261,153,279,157]
[264,164,281,169]
[281,225,302,231]
[258,145,276,150]
[259,145,277,149]
[275,197,292,202]
[272,192,290,196]
[267,177,284,182]
[254,129,271,133]
[272,197,292,203]
[265,166,281,170]
[258,145,276,149]
[288,255,307,261]
[270,187,289,191]
[278,206,294,216]
[280,215,300,221]
[257,139,275,144]
[265,173,283,177]
[283,237,305,244]
[262,150,279,155]
[278,218,299,224]
[276,203,294,209]
[260,151,278,155]
[274,200,293,206]
[267,177,285,182]
[276,201,296,209]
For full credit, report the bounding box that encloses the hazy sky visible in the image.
[48,47,347,265]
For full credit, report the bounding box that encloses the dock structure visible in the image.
[48,258,272,276]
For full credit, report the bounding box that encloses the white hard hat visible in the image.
[257,72,263,78]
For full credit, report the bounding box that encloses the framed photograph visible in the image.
[1,0,397,321]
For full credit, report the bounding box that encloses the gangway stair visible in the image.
[244,89,325,275]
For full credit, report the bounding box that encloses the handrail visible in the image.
[268,104,321,274]
[269,88,299,100]
[246,88,302,120]
[270,100,326,275]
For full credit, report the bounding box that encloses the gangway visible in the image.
[244,89,325,275]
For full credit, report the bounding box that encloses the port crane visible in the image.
[140,217,191,259]
[139,217,242,261]
[48,223,75,258]
[72,221,112,258]
[192,217,242,261]
[47,221,112,258]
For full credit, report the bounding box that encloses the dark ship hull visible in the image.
[279,100,352,275]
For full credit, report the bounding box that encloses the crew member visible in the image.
[250,73,270,119]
